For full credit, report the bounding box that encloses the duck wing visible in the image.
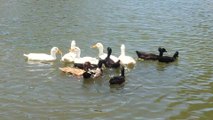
[136,51,158,60]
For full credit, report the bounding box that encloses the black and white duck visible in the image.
[83,60,104,79]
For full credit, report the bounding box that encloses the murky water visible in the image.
[0,0,212,119]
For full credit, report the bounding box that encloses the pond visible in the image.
[0,0,212,119]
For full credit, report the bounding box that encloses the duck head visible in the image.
[51,47,62,56]
[92,43,103,49]
[158,47,167,53]
[107,47,112,58]
[158,47,167,56]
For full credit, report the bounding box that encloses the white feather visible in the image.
[23,47,62,62]
[61,40,77,62]
[72,47,99,65]
[118,44,136,65]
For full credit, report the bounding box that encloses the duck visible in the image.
[103,47,120,68]
[118,44,136,67]
[109,66,125,85]
[74,62,97,70]
[135,47,168,60]
[83,60,104,79]
[71,46,99,66]
[59,67,85,76]
[59,61,96,77]
[158,50,179,63]
[61,40,77,63]
[23,47,62,62]
[92,42,119,62]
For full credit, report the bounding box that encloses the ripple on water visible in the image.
[0,0,213,119]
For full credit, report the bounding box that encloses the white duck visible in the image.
[92,42,119,62]
[61,40,77,62]
[72,46,99,65]
[118,44,136,67]
[23,47,62,62]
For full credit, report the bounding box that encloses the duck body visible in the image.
[72,46,99,66]
[109,66,125,85]
[118,44,136,67]
[119,55,136,65]
[103,47,120,68]
[92,42,119,62]
[104,60,120,68]
[109,76,125,85]
[135,51,159,60]
[74,62,97,70]
[23,47,62,62]
[61,40,77,62]
[158,51,179,63]
[61,52,77,62]
[59,67,85,76]
[74,57,99,65]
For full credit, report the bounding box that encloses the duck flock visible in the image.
[23,40,179,85]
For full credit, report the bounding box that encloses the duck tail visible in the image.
[173,51,179,59]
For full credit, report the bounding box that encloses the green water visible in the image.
[0,0,212,119]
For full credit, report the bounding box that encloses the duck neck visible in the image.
[173,51,178,59]
[71,40,76,49]
[121,67,125,77]
[159,51,163,57]
[50,50,57,59]
[98,46,104,56]
[98,60,103,68]
[76,49,81,58]
[121,48,125,56]
[107,49,111,58]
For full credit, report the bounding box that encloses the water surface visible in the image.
[0,0,212,119]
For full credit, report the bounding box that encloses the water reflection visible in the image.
[26,60,54,65]
[168,69,213,119]
[156,60,179,71]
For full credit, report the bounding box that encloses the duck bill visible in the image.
[91,44,97,48]
[69,48,75,52]
[57,49,62,55]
